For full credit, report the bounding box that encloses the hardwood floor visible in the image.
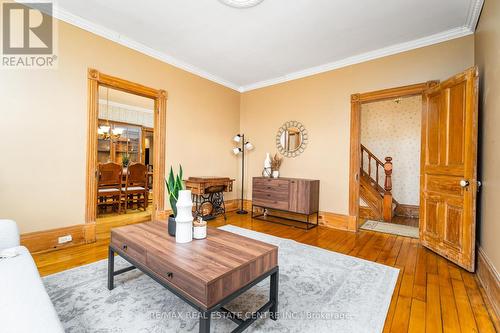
[32,213,499,333]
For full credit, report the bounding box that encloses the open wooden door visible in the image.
[420,67,479,272]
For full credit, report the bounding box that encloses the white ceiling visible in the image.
[53,0,483,92]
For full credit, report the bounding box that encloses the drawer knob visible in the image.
[122,244,128,251]
[167,272,173,278]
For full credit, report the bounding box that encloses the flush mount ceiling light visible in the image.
[218,0,264,9]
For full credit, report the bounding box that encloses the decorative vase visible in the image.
[168,214,176,236]
[193,218,207,240]
[175,190,193,243]
[272,170,280,178]
[263,153,272,177]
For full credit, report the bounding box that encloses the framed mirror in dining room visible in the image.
[87,69,167,228]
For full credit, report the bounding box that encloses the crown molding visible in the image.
[240,26,474,92]
[465,0,484,31]
[51,6,241,92]
[44,1,483,94]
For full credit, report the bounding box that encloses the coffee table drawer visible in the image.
[147,252,206,304]
[111,233,146,264]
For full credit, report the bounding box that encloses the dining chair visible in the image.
[97,162,123,215]
[123,163,148,212]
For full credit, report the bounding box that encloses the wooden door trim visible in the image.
[349,81,438,231]
[86,69,167,234]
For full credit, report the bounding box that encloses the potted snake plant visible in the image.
[165,165,184,236]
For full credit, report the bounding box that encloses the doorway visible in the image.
[350,68,479,272]
[86,69,167,230]
[358,94,422,236]
[349,82,436,232]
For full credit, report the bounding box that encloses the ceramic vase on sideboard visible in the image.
[175,190,193,243]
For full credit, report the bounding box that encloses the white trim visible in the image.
[51,6,241,92]
[465,0,484,31]
[240,27,473,92]
[98,99,153,114]
[45,1,483,93]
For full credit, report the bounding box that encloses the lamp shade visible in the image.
[233,134,242,143]
[113,127,124,136]
[99,125,110,134]
[244,142,254,150]
[232,147,241,155]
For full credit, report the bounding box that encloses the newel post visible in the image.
[382,157,393,222]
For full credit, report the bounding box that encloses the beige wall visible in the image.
[0,20,240,233]
[240,36,474,215]
[475,0,500,273]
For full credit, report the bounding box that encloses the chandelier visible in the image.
[218,0,264,8]
[98,88,124,140]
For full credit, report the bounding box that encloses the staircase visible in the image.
[359,144,399,222]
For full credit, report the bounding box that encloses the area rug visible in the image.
[361,220,419,238]
[43,225,399,333]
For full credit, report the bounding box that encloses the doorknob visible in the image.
[459,180,470,188]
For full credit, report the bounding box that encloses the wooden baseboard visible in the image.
[21,223,96,254]
[394,204,420,218]
[318,211,357,232]
[476,246,500,320]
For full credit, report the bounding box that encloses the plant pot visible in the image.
[175,190,193,243]
[272,170,280,178]
[193,220,207,240]
[168,214,176,236]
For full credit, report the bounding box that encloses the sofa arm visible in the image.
[0,219,20,251]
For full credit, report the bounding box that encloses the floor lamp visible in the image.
[233,134,253,214]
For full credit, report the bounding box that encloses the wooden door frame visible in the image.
[349,81,438,231]
[86,68,167,227]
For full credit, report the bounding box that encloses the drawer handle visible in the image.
[267,194,271,197]
[122,244,128,251]
[167,272,173,278]
[267,186,272,190]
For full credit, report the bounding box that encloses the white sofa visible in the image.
[0,219,64,333]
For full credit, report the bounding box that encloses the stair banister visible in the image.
[382,157,393,222]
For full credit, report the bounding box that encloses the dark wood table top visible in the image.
[110,221,278,308]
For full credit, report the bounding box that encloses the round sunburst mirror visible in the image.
[276,121,308,158]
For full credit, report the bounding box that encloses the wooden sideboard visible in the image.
[252,177,320,229]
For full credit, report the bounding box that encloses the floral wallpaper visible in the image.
[361,95,421,205]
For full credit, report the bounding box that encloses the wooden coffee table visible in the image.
[107,221,279,333]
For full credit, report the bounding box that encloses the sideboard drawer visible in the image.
[253,177,289,190]
[253,190,289,202]
[253,197,289,211]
